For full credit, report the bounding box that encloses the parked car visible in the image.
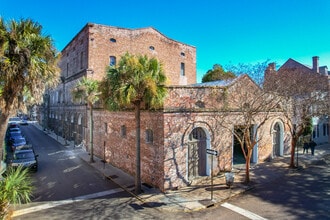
[9,137,27,151]
[7,124,20,133]
[8,127,21,132]
[14,144,33,153]
[6,130,23,141]
[7,149,38,172]
[6,130,22,140]
[8,117,21,125]
[20,119,29,126]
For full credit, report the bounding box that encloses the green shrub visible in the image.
[0,166,33,219]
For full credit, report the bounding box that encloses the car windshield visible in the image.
[10,131,21,135]
[15,152,35,159]
[9,128,20,131]
[14,138,26,143]
[9,117,21,122]
[11,135,24,140]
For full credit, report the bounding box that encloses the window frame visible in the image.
[180,62,185,76]
[121,125,127,138]
[146,129,153,144]
[109,56,116,67]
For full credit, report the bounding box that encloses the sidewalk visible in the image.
[35,123,330,212]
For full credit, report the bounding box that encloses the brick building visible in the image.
[40,23,291,192]
[91,74,291,191]
[265,56,330,144]
[42,23,196,145]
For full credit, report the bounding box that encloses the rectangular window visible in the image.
[110,56,116,66]
[57,91,60,103]
[105,123,108,134]
[146,129,153,143]
[121,125,126,138]
[180,62,185,76]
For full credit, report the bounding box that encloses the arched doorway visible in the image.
[188,127,207,179]
[233,125,258,165]
[273,122,283,157]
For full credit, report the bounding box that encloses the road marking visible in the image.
[221,202,268,220]
[12,187,134,217]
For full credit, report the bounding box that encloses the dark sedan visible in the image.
[9,137,27,151]
[7,149,38,172]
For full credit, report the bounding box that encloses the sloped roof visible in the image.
[191,77,239,87]
[278,58,330,76]
[278,58,312,72]
[189,74,260,89]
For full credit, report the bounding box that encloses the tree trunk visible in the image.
[289,137,297,168]
[135,102,142,194]
[244,149,252,183]
[0,200,10,220]
[89,104,94,163]
[0,113,11,163]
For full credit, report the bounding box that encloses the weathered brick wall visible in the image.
[91,105,291,191]
[90,78,292,191]
[162,112,233,189]
[59,26,89,79]
[92,110,165,190]
[74,23,196,85]
[89,24,196,85]
[161,111,291,190]
[57,23,196,105]
[164,86,226,111]
[164,75,261,111]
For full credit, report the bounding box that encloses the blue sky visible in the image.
[2,0,330,82]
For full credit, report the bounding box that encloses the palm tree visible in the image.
[0,18,59,163]
[71,77,100,163]
[0,166,34,219]
[100,53,167,194]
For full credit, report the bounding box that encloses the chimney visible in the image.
[312,56,319,73]
[265,63,276,75]
[264,62,276,83]
[268,62,276,71]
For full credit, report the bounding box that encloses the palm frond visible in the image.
[100,53,168,110]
